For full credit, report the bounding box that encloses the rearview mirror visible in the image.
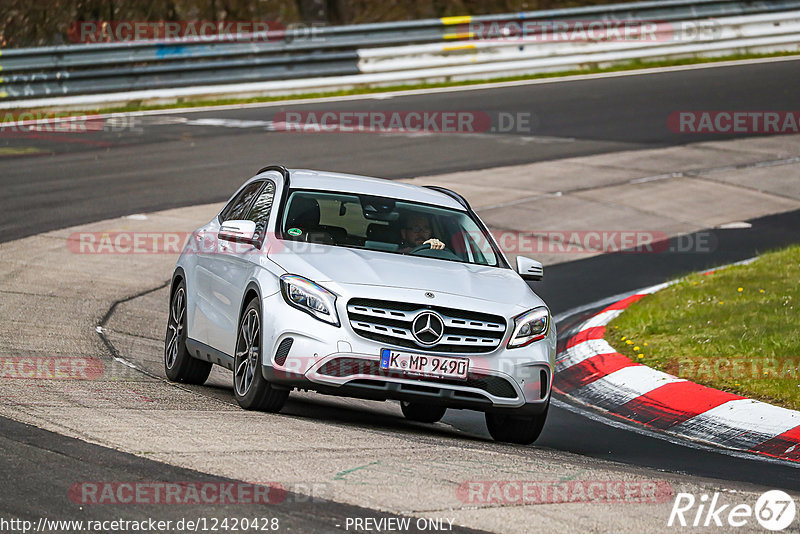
[218,220,259,247]
[361,196,397,221]
[516,256,543,281]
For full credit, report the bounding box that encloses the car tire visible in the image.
[233,299,289,412]
[164,280,212,384]
[485,401,549,445]
[400,401,447,423]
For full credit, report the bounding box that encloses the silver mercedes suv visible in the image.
[165,165,555,444]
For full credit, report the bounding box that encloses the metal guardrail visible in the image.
[1,0,800,107]
[359,11,800,73]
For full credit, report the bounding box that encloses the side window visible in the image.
[219,181,264,223]
[245,181,276,236]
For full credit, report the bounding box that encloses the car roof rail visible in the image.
[423,185,471,210]
[256,165,290,183]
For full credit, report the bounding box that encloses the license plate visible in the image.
[380,349,469,380]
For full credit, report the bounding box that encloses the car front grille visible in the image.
[346,298,506,353]
[316,357,518,398]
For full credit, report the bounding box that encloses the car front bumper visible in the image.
[260,290,555,413]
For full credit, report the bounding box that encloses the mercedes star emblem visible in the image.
[411,311,445,346]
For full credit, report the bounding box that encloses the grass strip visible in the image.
[608,245,800,411]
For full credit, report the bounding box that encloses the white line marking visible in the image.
[629,172,683,184]
[575,365,685,405]
[672,399,800,449]
[184,118,274,128]
[717,221,753,229]
[639,282,671,295]
[556,338,617,371]
[580,308,624,329]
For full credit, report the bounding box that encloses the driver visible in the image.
[399,212,446,251]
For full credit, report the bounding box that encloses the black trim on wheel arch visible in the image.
[170,267,186,297]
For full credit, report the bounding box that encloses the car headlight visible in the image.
[280,274,339,326]
[507,307,549,348]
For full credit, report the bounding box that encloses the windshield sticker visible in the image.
[287,228,302,237]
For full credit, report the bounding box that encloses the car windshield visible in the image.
[280,190,501,267]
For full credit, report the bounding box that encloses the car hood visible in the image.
[268,242,543,307]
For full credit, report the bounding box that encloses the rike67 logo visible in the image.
[668,490,797,531]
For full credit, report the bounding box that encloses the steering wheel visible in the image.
[407,243,462,261]
[408,243,433,254]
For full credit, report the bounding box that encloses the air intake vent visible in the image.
[274,338,294,366]
[540,369,549,400]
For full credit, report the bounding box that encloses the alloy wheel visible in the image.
[165,288,185,369]
[235,308,261,396]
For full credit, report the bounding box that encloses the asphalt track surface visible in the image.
[1,417,491,533]
[1,58,800,243]
[2,59,800,527]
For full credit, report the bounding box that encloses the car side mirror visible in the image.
[516,256,543,281]
[218,220,259,247]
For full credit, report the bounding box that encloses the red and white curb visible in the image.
[554,283,800,463]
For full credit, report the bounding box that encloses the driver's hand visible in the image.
[424,238,445,250]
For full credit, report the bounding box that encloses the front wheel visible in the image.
[485,401,549,445]
[233,299,289,412]
[400,401,446,423]
[164,280,212,384]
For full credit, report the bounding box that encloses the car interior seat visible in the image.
[366,222,399,243]
[285,196,321,238]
